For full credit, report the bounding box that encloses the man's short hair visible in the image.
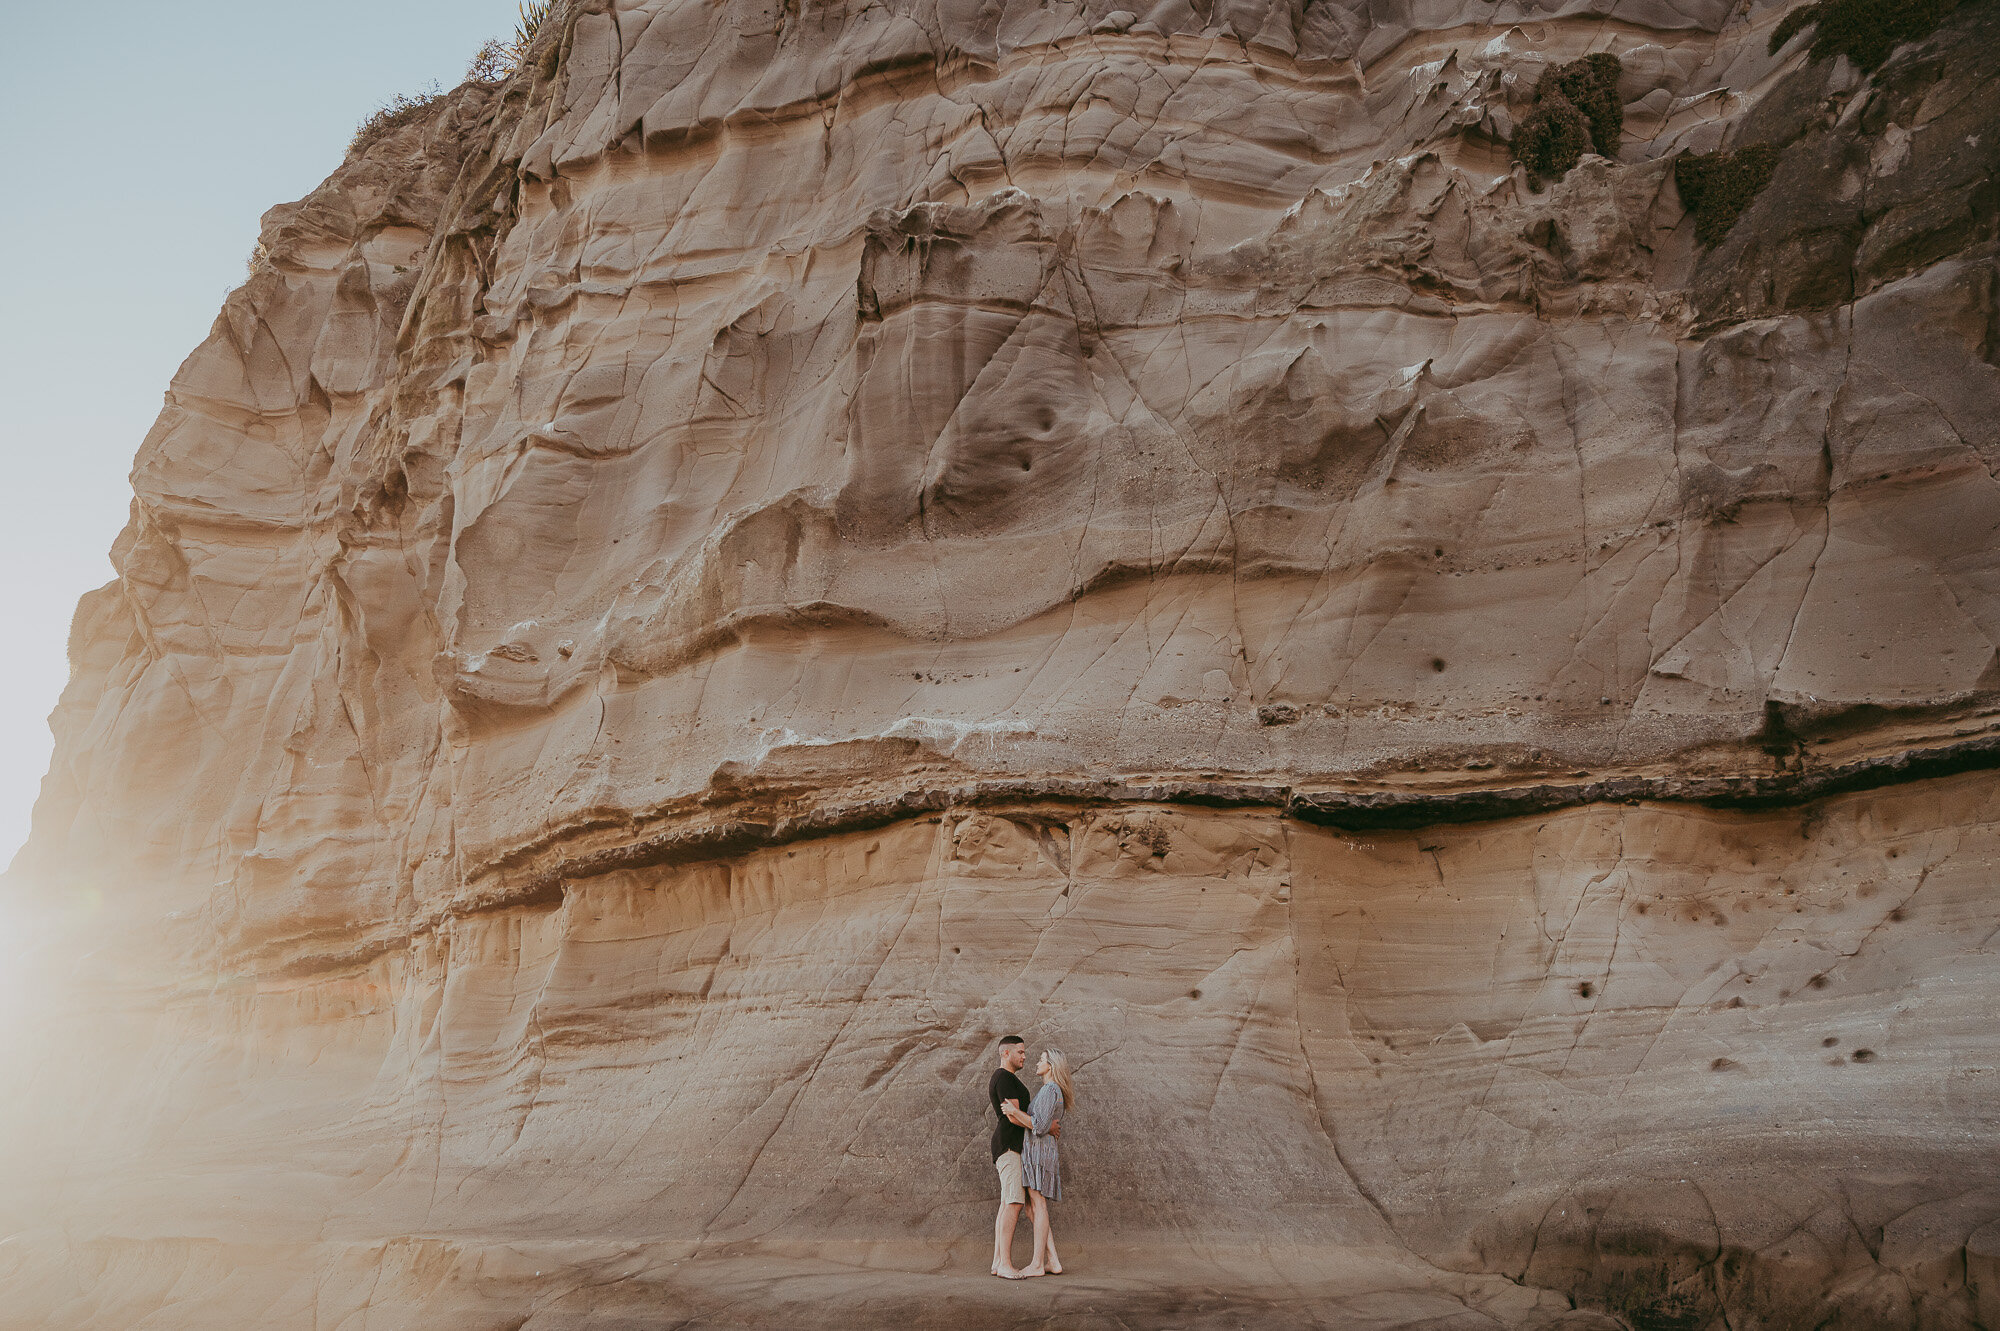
[999,1035,1025,1047]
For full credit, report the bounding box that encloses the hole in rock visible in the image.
[1577,982,1594,998]
[1889,908,1907,921]
[1822,1037,1838,1046]
[1189,988,1202,1000]
[953,946,961,954]
[1711,1057,1741,1071]
[1431,658,1447,672]
[1727,996,1745,1008]
[1851,1049,1876,1062]
[1808,975,1829,989]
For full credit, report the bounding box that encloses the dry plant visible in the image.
[352,2,560,158]
[349,82,447,156]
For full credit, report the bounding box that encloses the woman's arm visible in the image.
[1003,1100,1058,1135]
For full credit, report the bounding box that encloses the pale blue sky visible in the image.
[0,0,530,863]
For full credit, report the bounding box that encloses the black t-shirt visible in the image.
[988,1068,1031,1160]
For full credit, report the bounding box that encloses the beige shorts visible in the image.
[995,1150,1026,1206]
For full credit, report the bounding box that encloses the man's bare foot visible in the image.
[1019,1264,1047,1277]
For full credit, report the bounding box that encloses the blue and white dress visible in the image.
[1020,1081,1064,1200]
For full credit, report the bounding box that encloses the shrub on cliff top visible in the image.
[470,1,557,82]
[467,38,512,83]
[1675,144,1781,246]
[1512,53,1624,182]
[1768,0,1963,70]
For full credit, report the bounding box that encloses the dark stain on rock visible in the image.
[1769,0,1966,70]
[1691,0,2000,327]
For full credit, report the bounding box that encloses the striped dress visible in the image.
[1020,1081,1064,1200]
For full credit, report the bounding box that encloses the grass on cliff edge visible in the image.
[350,0,555,154]
[348,84,448,157]
[1768,0,1963,70]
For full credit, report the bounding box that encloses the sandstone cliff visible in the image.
[5,0,1999,1326]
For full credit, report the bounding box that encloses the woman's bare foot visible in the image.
[996,1266,1030,1279]
[1046,1259,1063,1275]
[1018,1264,1047,1277]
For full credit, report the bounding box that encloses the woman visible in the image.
[1003,1048,1075,1277]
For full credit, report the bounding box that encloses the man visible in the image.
[988,1034,1049,1277]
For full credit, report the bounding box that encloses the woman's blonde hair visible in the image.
[1043,1048,1077,1109]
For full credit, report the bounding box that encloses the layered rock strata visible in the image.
[5,0,1999,1326]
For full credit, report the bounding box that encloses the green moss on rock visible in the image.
[1512,53,1624,182]
[1514,97,1593,179]
[1539,52,1625,157]
[1675,144,1781,247]
[1768,0,1963,70]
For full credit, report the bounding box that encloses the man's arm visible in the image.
[1001,1091,1060,1137]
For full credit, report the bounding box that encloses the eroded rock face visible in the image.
[5,0,1999,1325]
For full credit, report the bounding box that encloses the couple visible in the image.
[986,1034,1077,1279]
